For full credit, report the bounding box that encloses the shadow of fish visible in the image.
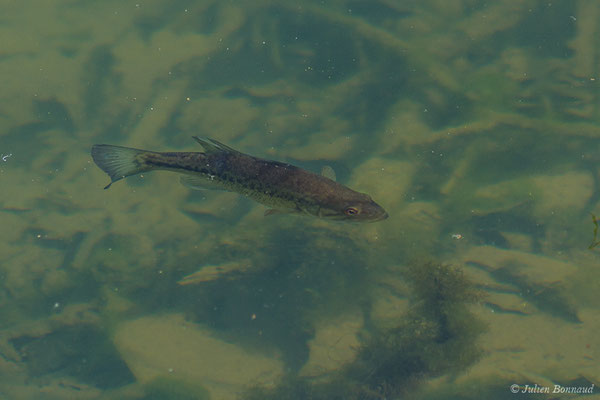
[91,137,388,222]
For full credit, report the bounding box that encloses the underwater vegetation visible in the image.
[243,261,486,400]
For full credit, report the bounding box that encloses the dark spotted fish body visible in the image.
[91,137,388,222]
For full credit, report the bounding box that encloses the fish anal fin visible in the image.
[180,175,228,191]
[264,208,298,217]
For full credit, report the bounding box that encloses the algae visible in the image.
[243,261,485,400]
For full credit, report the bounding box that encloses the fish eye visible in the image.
[344,207,359,216]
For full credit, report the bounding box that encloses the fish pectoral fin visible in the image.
[192,136,240,155]
[180,175,228,191]
[320,165,337,181]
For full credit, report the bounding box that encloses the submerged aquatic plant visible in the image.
[346,262,485,397]
[243,261,486,400]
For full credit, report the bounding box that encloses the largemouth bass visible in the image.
[91,137,388,222]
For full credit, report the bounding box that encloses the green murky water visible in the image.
[1,1,599,399]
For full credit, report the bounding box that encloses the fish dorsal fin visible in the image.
[192,136,240,155]
[180,175,229,191]
[320,165,336,181]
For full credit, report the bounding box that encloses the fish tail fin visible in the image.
[91,144,153,189]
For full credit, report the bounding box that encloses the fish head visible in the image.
[319,194,389,222]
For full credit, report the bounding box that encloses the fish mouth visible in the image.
[369,211,389,222]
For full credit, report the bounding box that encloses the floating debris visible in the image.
[177,260,252,285]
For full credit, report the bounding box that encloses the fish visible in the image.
[90,137,388,222]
